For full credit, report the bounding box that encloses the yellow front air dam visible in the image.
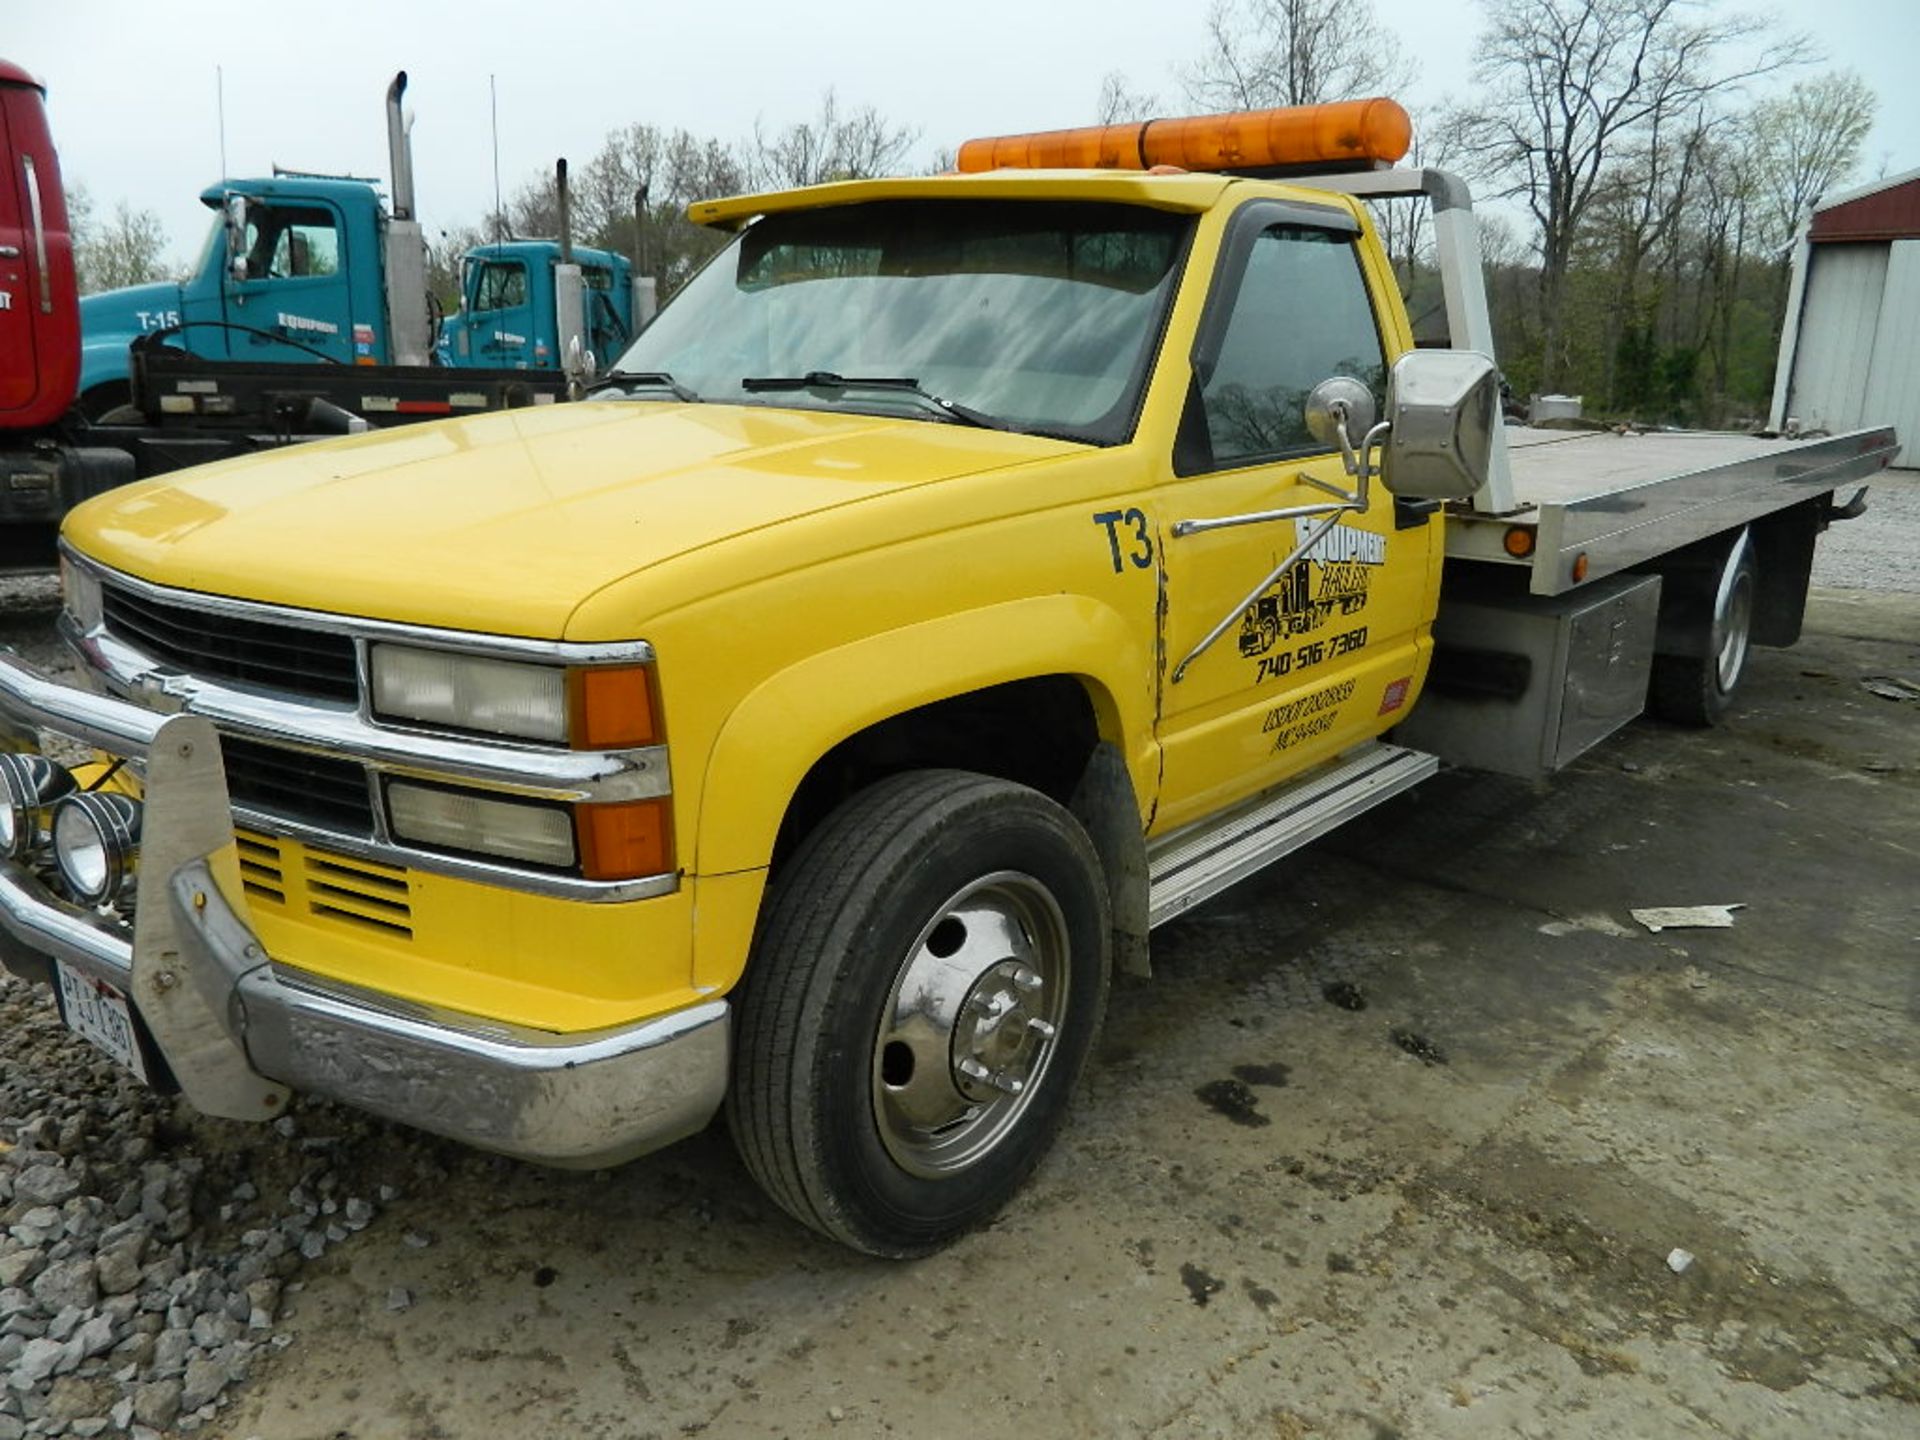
[236,830,702,1034]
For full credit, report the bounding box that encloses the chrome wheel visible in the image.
[871,871,1070,1178]
[1647,531,1760,728]
[1713,552,1755,693]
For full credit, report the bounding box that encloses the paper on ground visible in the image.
[1631,904,1744,933]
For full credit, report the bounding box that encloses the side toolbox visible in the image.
[1394,571,1662,779]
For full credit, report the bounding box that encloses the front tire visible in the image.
[727,770,1112,1257]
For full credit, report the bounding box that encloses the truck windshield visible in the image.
[611,199,1192,444]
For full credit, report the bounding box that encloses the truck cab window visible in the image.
[614,199,1190,444]
[241,207,339,281]
[1200,225,1386,469]
[472,262,527,312]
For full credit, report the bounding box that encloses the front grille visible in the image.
[236,829,414,939]
[223,736,375,835]
[235,831,286,904]
[302,850,413,937]
[101,585,359,702]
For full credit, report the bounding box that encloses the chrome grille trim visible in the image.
[52,551,678,905]
[59,617,670,805]
[100,586,359,701]
[63,545,654,665]
[228,806,677,903]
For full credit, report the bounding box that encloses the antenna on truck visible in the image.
[490,74,504,246]
[216,65,228,182]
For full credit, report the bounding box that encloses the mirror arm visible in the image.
[1167,409,1396,684]
[1172,496,1353,539]
[1173,509,1351,683]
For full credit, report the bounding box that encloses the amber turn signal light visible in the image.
[576,799,673,881]
[570,665,659,749]
[957,98,1412,174]
[1503,526,1536,558]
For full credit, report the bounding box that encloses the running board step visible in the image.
[1146,741,1437,928]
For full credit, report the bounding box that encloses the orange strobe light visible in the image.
[956,98,1412,175]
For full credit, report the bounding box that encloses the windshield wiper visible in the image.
[590,370,700,402]
[739,371,1008,430]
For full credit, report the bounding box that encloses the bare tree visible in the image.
[1096,71,1161,125]
[1746,70,1876,249]
[70,188,172,295]
[1180,0,1413,111]
[1446,0,1807,389]
[427,222,487,311]
[1591,104,1715,405]
[747,91,918,190]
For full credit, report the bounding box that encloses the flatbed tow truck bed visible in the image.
[1446,424,1902,594]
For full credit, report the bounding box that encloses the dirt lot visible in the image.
[3,510,1917,1438]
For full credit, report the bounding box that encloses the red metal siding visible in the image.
[1810,178,1920,244]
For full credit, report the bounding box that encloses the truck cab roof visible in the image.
[464,239,629,270]
[197,176,385,211]
[689,169,1262,230]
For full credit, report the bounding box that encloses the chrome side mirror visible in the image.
[1304,376,1377,450]
[225,195,249,282]
[564,335,597,400]
[1379,350,1498,501]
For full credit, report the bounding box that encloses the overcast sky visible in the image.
[11,0,1917,268]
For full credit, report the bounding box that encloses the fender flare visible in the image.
[77,340,136,404]
[693,594,1156,879]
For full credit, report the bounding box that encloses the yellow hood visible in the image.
[64,400,1074,637]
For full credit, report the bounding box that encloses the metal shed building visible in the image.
[1770,169,1920,469]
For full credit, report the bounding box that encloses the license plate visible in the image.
[55,961,150,1084]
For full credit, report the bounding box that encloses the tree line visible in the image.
[1136,0,1876,424]
[71,0,1879,428]
[427,91,918,307]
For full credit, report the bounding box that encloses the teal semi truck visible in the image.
[439,240,633,371]
[74,73,642,418]
[2,63,645,565]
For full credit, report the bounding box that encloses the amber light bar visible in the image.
[956,98,1412,175]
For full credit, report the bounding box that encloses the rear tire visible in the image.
[77,382,133,426]
[726,769,1111,1257]
[1647,536,1757,727]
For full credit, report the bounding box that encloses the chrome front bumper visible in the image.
[0,651,728,1169]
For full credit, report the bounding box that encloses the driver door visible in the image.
[226,202,355,365]
[1152,204,1439,834]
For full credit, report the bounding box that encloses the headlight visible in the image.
[369,644,659,749]
[0,754,78,858]
[386,782,576,868]
[53,792,142,904]
[60,556,104,631]
[371,645,568,743]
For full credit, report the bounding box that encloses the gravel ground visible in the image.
[0,577,434,1438]
[1812,465,1920,592]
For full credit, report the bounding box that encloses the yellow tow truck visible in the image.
[0,100,1896,1256]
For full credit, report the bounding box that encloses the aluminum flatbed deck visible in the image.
[1446,424,1903,594]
